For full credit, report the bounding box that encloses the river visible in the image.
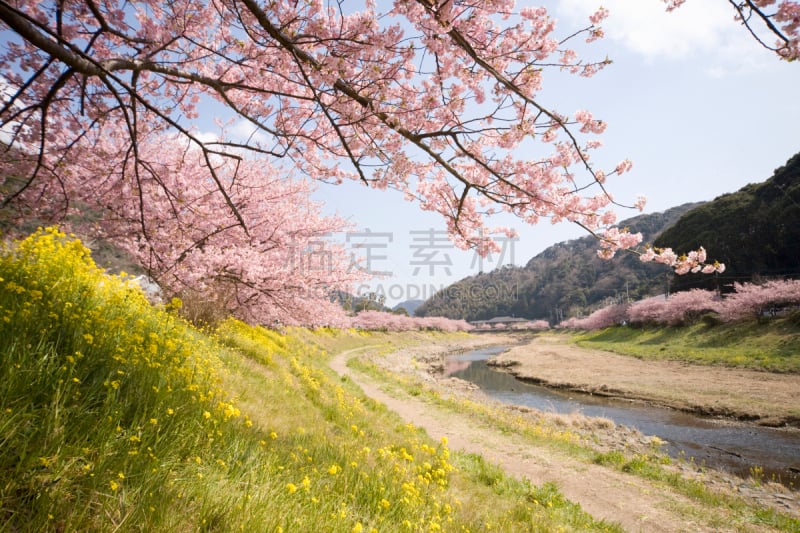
[445,346,800,488]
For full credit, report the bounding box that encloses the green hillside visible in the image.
[655,151,800,293]
[416,203,699,321]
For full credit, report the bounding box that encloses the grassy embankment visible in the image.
[347,355,799,532]
[573,317,800,373]
[0,227,620,532]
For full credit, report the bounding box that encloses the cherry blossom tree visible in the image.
[70,130,362,325]
[0,0,723,279]
[350,310,472,331]
[560,280,799,329]
[558,303,628,330]
[627,289,719,326]
[718,279,800,321]
[665,1,800,60]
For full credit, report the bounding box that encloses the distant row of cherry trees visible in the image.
[557,279,800,330]
[348,310,473,332]
[348,279,800,332]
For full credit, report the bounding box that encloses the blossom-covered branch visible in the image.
[2,1,636,252]
[0,0,727,315]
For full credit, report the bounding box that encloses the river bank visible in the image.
[359,332,800,523]
[487,333,800,428]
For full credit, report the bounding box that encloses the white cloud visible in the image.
[551,0,768,69]
[0,75,33,150]
[194,129,221,145]
[229,118,272,147]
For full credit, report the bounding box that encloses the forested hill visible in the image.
[415,203,701,322]
[655,151,800,293]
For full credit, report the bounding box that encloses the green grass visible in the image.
[574,317,800,373]
[0,227,619,532]
[347,354,800,532]
[452,453,623,533]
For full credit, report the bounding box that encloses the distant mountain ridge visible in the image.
[416,202,702,322]
[393,299,424,316]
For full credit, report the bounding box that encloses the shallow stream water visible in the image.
[445,346,800,488]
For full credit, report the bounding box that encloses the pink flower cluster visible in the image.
[558,304,629,330]
[718,279,800,321]
[627,290,719,326]
[638,246,725,275]
[348,311,473,332]
[557,279,800,330]
[0,0,782,329]
[0,0,637,266]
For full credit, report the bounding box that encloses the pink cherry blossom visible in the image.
[559,279,799,329]
[349,310,473,332]
[0,0,628,271]
[0,0,741,331]
[718,279,800,321]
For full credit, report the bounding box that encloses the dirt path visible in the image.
[491,334,800,427]
[328,338,795,532]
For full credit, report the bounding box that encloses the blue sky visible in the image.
[310,0,800,306]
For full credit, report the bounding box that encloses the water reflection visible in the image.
[446,347,800,486]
